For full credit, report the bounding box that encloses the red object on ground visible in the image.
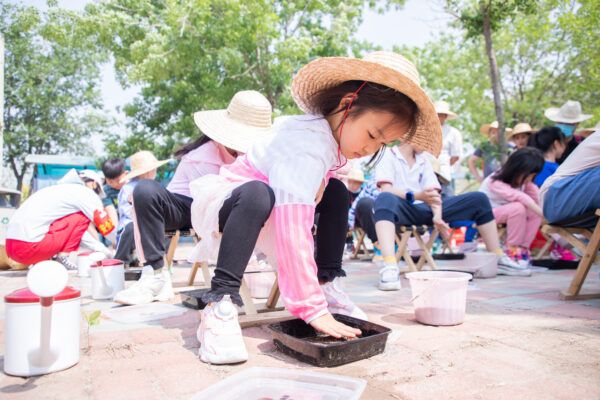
[530,230,548,250]
[451,227,465,246]
[6,212,90,265]
[4,286,81,304]
[90,259,123,268]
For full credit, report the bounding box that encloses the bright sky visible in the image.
[18,0,451,153]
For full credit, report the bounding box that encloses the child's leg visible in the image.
[204,181,275,306]
[523,208,543,249]
[314,179,348,282]
[114,222,136,264]
[492,202,527,247]
[355,196,378,243]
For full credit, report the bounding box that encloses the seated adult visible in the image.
[114,90,273,305]
[541,131,600,228]
[5,169,113,269]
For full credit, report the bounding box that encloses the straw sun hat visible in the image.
[479,121,513,135]
[291,51,442,156]
[544,100,592,124]
[120,151,170,183]
[506,122,535,140]
[193,90,273,153]
[434,100,458,120]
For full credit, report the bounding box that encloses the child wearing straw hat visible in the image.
[507,122,535,151]
[189,51,442,364]
[113,151,170,269]
[544,100,592,164]
[113,90,273,306]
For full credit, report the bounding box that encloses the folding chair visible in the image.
[351,227,369,259]
[540,209,600,300]
[394,225,440,272]
[164,229,212,287]
[237,272,291,328]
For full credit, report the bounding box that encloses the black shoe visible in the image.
[54,255,78,270]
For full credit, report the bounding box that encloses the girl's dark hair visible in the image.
[81,178,102,196]
[527,126,565,153]
[311,80,419,167]
[493,147,545,187]
[173,135,212,159]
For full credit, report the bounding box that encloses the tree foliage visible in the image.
[83,0,406,159]
[1,1,110,189]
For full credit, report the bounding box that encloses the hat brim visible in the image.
[506,129,533,139]
[291,57,442,156]
[437,110,458,120]
[194,110,272,154]
[544,108,593,124]
[120,160,170,183]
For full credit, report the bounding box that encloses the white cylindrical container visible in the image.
[406,271,471,326]
[91,259,125,300]
[77,251,106,278]
[4,287,81,376]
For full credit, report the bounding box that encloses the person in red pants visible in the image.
[6,169,114,268]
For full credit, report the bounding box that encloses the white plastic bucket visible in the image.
[77,251,106,278]
[4,287,81,376]
[91,259,124,300]
[406,271,471,326]
[465,252,497,278]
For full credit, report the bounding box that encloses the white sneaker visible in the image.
[197,295,248,364]
[113,266,175,305]
[321,278,368,321]
[378,264,401,291]
[497,255,532,277]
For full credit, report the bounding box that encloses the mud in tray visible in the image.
[180,288,210,310]
[268,314,391,367]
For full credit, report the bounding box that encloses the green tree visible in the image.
[83,0,405,158]
[446,0,538,155]
[1,1,110,190]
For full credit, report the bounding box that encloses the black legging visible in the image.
[203,178,349,306]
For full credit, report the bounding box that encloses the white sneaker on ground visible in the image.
[113,266,174,305]
[378,264,401,291]
[197,295,248,364]
[497,255,532,277]
[321,278,368,321]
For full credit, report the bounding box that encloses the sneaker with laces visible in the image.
[321,278,368,321]
[54,254,78,271]
[497,255,532,277]
[197,295,248,364]
[113,266,174,305]
[378,263,401,291]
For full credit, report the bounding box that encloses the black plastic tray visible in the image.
[124,269,142,281]
[180,288,211,310]
[531,258,579,270]
[268,314,391,367]
[433,253,465,260]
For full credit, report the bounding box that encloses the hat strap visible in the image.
[331,81,368,171]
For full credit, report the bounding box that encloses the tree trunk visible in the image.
[482,6,507,162]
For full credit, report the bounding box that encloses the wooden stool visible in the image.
[238,273,291,328]
[351,228,369,259]
[395,225,439,272]
[540,209,600,300]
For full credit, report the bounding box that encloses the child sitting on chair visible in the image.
[479,147,545,266]
[374,142,529,291]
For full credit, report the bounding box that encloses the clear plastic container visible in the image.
[406,271,471,326]
[191,367,366,400]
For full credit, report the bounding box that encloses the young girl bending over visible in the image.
[189,51,442,364]
[479,147,545,266]
[374,142,529,290]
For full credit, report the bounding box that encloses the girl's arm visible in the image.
[488,179,543,217]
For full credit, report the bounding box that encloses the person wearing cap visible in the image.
[113,90,273,306]
[5,168,114,269]
[189,51,443,364]
[113,151,170,268]
[434,100,463,195]
[544,100,592,164]
[507,122,534,152]
[468,121,513,183]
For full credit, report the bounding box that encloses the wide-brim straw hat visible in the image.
[506,122,534,139]
[121,151,170,183]
[434,100,458,120]
[479,120,513,135]
[544,100,592,124]
[291,51,442,156]
[194,90,273,153]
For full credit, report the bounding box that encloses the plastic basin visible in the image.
[406,271,471,326]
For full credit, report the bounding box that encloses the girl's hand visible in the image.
[309,313,362,339]
[433,217,451,241]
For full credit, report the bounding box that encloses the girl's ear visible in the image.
[337,93,357,111]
